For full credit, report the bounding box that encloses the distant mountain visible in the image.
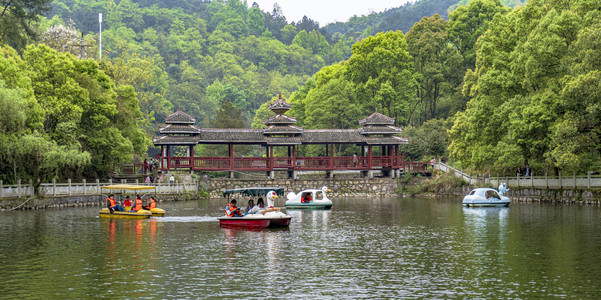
[324,0,526,36]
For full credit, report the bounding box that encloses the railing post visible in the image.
[0,180,3,198]
[96,179,100,195]
[68,178,72,195]
[545,172,548,188]
[559,171,562,188]
[517,174,520,187]
[588,172,591,189]
[573,171,576,188]
[17,179,21,198]
[53,179,56,196]
[29,179,33,197]
[531,174,533,188]
[83,179,87,195]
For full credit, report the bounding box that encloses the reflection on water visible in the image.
[1,198,601,298]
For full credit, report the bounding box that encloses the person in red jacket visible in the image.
[123,195,132,208]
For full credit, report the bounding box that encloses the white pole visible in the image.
[99,13,102,60]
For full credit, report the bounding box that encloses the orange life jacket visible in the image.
[107,197,117,208]
[134,198,143,211]
[123,199,131,207]
[148,199,156,209]
[225,203,239,217]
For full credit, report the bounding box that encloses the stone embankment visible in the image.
[435,185,601,205]
[205,178,399,198]
[0,193,192,211]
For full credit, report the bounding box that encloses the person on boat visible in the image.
[245,199,260,215]
[106,195,124,212]
[143,196,157,210]
[131,195,144,212]
[225,199,243,217]
[123,196,132,208]
[256,198,265,210]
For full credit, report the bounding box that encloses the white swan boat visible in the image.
[218,188,292,228]
[285,186,333,209]
[462,187,510,207]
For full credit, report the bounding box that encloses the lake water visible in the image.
[1,197,601,299]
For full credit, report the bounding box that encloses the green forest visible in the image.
[1,0,600,185]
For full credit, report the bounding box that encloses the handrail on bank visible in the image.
[0,179,198,199]
[435,161,601,189]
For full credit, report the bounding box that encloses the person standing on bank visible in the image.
[525,164,531,177]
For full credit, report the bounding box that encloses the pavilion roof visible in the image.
[269,93,291,115]
[360,125,402,135]
[153,135,198,145]
[165,108,196,124]
[264,114,297,125]
[358,111,396,126]
[158,124,201,134]
[263,125,304,135]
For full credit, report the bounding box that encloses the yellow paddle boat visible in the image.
[100,184,166,217]
[99,208,152,219]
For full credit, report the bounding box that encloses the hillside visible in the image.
[324,0,526,35]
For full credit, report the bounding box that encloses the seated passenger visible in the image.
[123,195,132,208]
[256,198,265,210]
[106,195,124,212]
[131,195,143,212]
[307,193,312,202]
[143,196,157,210]
[245,199,260,215]
[225,199,243,217]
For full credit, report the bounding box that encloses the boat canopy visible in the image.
[222,187,284,197]
[102,184,156,191]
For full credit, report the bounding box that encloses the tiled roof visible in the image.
[165,108,196,124]
[269,93,292,115]
[358,111,395,126]
[263,125,304,135]
[153,128,408,145]
[360,125,402,135]
[198,129,265,144]
[264,114,297,125]
[153,135,199,145]
[265,136,302,145]
[158,124,201,134]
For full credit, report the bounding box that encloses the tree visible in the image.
[447,0,510,69]
[0,0,53,52]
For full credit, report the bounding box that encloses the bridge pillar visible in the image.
[229,171,234,179]
[368,170,374,179]
[269,170,275,179]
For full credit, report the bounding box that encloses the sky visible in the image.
[249,0,414,26]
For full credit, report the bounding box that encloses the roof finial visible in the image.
[278,92,282,100]
[375,107,378,113]
[178,106,182,111]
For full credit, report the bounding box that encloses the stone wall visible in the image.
[436,185,601,205]
[0,192,196,211]
[206,178,400,198]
